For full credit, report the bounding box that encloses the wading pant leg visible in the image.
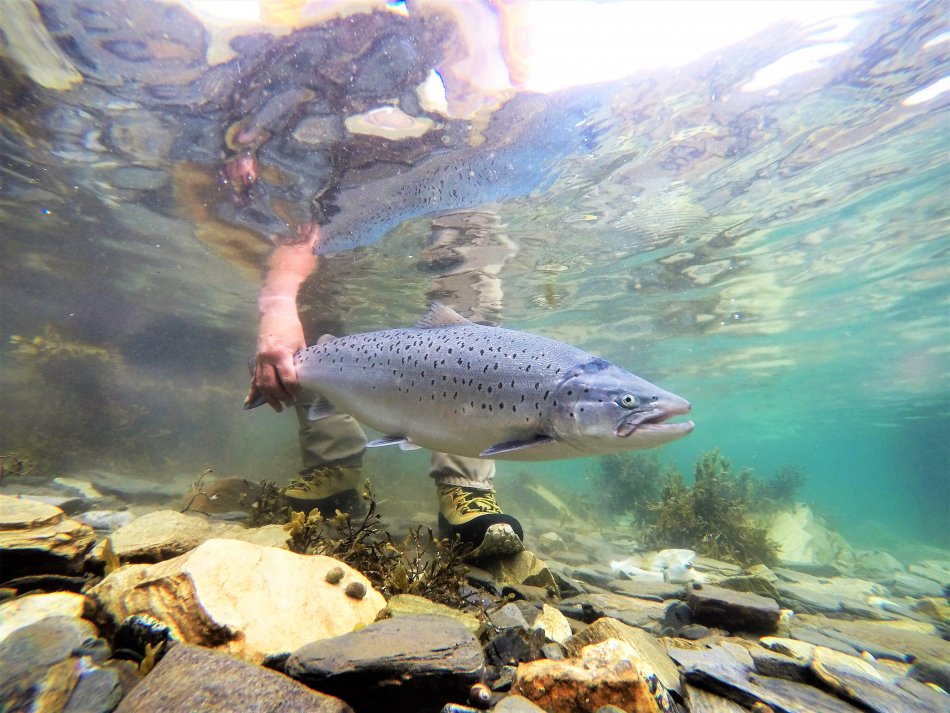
[429,452,495,491]
[295,404,367,469]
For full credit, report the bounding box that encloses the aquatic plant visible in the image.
[180,468,214,514]
[240,479,289,527]
[589,452,664,523]
[644,449,779,567]
[754,465,807,512]
[285,482,469,606]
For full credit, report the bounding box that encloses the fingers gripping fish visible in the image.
[246,303,693,461]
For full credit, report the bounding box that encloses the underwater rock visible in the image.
[384,593,481,635]
[485,626,546,669]
[564,617,681,697]
[907,560,950,585]
[791,614,950,666]
[90,538,385,664]
[536,531,568,554]
[52,477,105,500]
[0,613,99,673]
[85,509,287,567]
[286,614,484,713]
[684,684,748,712]
[0,494,96,576]
[910,659,950,693]
[72,469,188,503]
[491,694,547,712]
[693,557,743,578]
[0,614,121,713]
[63,664,125,713]
[686,585,780,633]
[479,550,558,593]
[889,572,946,598]
[672,640,865,713]
[747,645,811,682]
[17,493,91,516]
[559,592,671,633]
[609,579,686,602]
[0,591,89,644]
[512,638,673,713]
[572,563,617,589]
[768,505,854,571]
[488,602,531,631]
[535,604,573,646]
[75,509,135,532]
[810,645,946,713]
[114,643,353,713]
[759,636,818,663]
[774,575,888,617]
[853,550,905,580]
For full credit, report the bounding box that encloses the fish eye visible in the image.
[619,394,638,408]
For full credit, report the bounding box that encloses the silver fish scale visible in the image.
[295,324,595,454]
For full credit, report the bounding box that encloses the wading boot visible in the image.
[282,465,363,518]
[438,484,524,559]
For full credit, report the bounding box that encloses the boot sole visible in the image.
[467,522,525,559]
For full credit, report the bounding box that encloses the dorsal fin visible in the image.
[315,333,336,346]
[415,301,473,329]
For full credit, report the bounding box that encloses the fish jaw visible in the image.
[615,393,693,440]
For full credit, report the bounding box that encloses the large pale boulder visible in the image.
[89,538,386,663]
[768,505,853,570]
[0,494,95,575]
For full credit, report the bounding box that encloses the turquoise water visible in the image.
[1,2,946,548]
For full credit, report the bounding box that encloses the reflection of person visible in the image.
[244,215,524,558]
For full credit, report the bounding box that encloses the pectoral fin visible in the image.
[305,396,337,421]
[479,435,555,457]
[366,435,422,451]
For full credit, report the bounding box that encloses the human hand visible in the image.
[244,304,306,412]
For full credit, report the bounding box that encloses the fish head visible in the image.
[548,359,694,452]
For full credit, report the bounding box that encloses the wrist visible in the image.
[258,293,298,315]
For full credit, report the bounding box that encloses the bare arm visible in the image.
[244,227,319,412]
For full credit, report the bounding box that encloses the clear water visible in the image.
[1,2,947,547]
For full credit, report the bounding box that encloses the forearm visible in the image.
[258,241,317,316]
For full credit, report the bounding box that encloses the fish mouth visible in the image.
[616,402,694,438]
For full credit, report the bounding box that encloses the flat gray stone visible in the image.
[811,646,946,713]
[286,614,484,713]
[116,643,352,712]
[890,573,946,598]
[492,694,547,712]
[788,624,862,657]
[794,615,950,664]
[559,592,670,632]
[686,585,780,632]
[749,646,811,682]
[685,684,747,712]
[673,644,863,713]
[609,579,685,601]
